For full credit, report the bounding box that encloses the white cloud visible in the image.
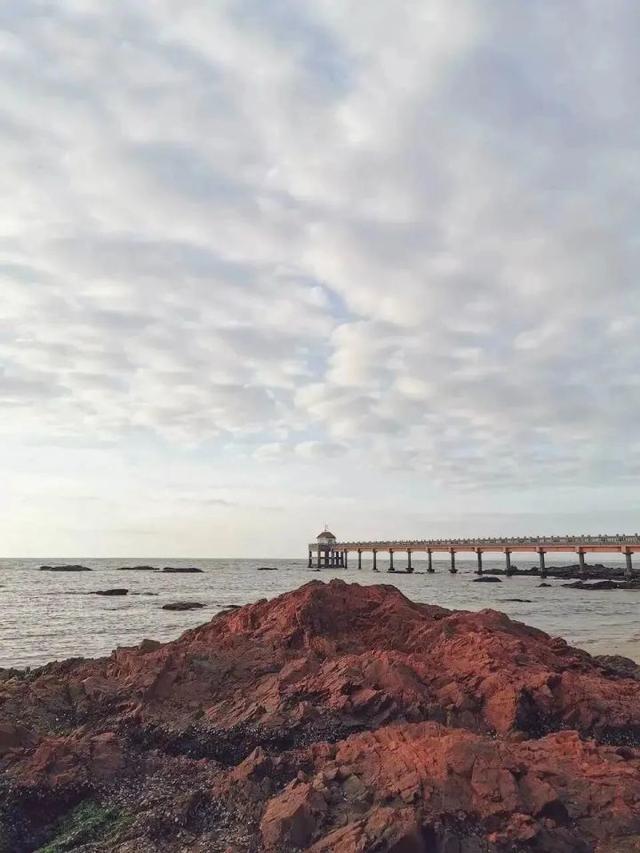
[1,0,640,553]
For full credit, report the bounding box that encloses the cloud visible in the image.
[1,1,640,554]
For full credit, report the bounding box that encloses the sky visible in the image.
[1,1,640,557]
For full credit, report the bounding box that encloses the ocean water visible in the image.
[1,555,638,669]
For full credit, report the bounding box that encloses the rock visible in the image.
[2,580,640,851]
[499,598,532,603]
[563,580,620,590]
[0,721,32,755]
[538,582,552,587]
[139,639,162,653]
[472,576,502,582]
[39,564,91,572]
[257,566,278,571]
[487,563,625,580]
[117,565,159,571]
[161,601,205,611]
[93,588,129,596]
[260,782,327,849]
[594,655,640,681]
[161,566,204,573]
[7,731,123,788]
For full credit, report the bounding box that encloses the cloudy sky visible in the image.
[2,1,639,557]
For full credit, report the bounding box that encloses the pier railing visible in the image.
[307,534,640,578]
[324,535,640,548]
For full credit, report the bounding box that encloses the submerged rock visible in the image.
[39,565,91,572]
[257,566,278,571]
[117,565,159,571]
[487,563,625,579]
[161,601,205,611]
[2,579,640,851]
[161,566,204,573]
[93,588,129,596]
[472,575,502,582]
[564,579,620,590]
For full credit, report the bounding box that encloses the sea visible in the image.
[1,554,638,669]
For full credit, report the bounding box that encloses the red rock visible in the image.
[260,781,327,848]
[8,731,122,789]
[1,580,640,851]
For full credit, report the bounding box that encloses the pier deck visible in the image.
[307,534,640,579]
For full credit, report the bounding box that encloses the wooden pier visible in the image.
[308,530,640,579]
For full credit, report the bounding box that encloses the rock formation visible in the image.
[1,579,640,851]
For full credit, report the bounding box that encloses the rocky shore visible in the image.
[1,579,640,851]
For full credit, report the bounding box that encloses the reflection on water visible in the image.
[0,555,637,668]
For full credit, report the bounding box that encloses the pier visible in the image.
[308,530,640,580]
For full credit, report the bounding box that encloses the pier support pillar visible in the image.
[407,550,413,573]
[317,548,321,568]
[578,549,587,578]
[476,550,483,575]
[538,550,546,578]
[427,549,434,573]
[388,549,395,572]
[449,549,457,574]
[344,550,348,569]
[308,551,312,568]
[357,549,362,570]
[372,550,378,572]
[625,550,633,580]
[505,549,512,576]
